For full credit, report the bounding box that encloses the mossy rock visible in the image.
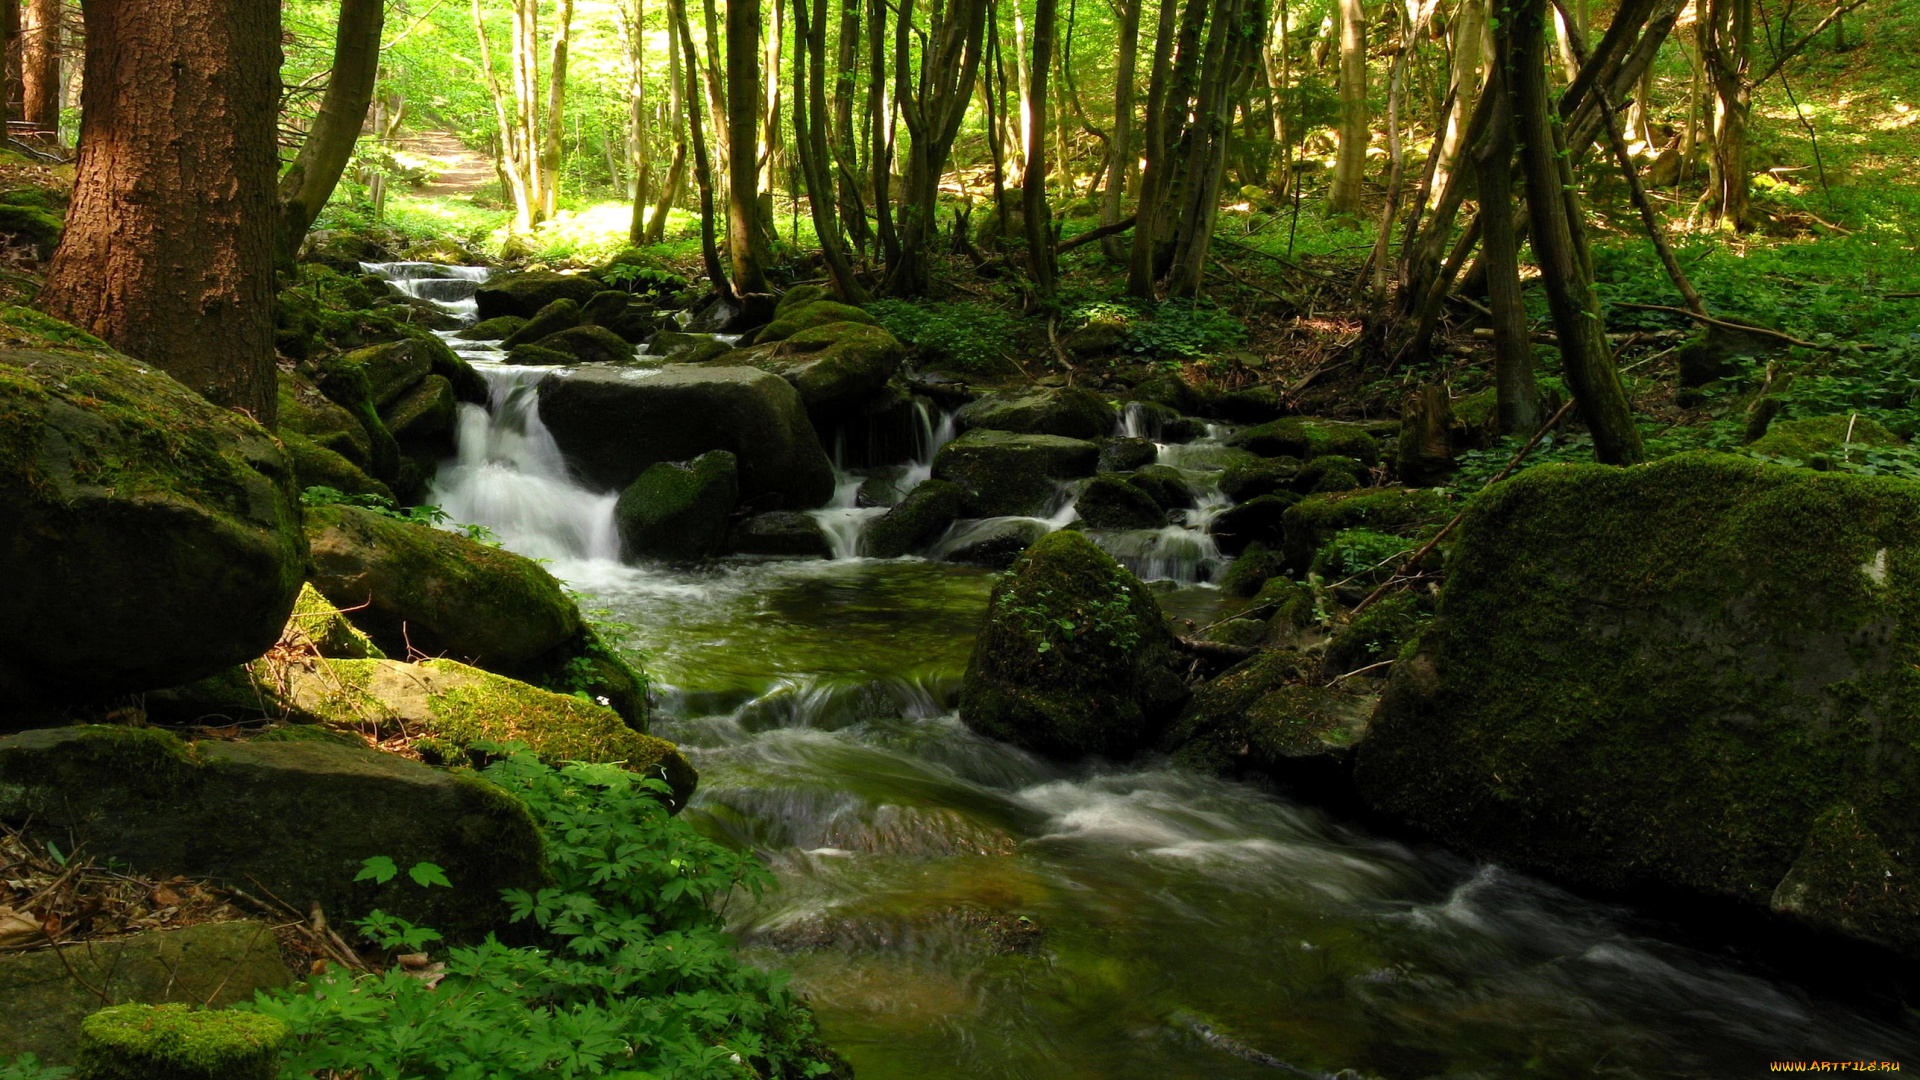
[76,1003,285,1080]
[615,450,739,560]
[1354,452,1920,957]
[1209,493,1302,557]
[1128,373,1203,415]
[1212,386,1287,425]
[955,386,1117,441]
[0,336,306,708]
[715,321,905,419]
[1074,475,1164,530]
[500,297,584,349]
[960,531,1188,758]
[863,479,968,558]
[278,370,372,469]
[932,430,1101,518]
[0,725,547,939]
[284,581,385,660]
[1097,436,1159,473]
[305,504,582,669]
[752,300,877,345]
[381,373,456,445]
[505,343,575,366]
[1746,414,1902,464]
[282,430,393,502]
[1296,453,1365,494]
[1219,457,1302,502]
[475,270,607,320]
[775,284,831,312]
[280,657,696,809]
[1228,418,1379,464]
[1217,543,1283,598]
[581,290,668,343]
[0,201,63,258]
[325,338,435,409]
[303,351,403,482]
[1280,487,1451,575]
[456,315,527,341]
[537,323,638,365]
[1125,464,1194,511]
[1322,591,1429,676]
[728,511,833,558]
[1164,650,1372,790]
[593,248,690,296]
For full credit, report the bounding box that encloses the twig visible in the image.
[1326,658,1395,685]
[1609,301,1855,351]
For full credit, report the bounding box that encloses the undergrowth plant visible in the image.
[241,747,834,1080]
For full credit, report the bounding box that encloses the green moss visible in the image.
[0,305,108,351]
[754,300,878,344]
[1217,543,1283,598]
[0,726,201,801]
[77,1003,285,1080]
[1297,454,1364,494]
[282,431,393,502]
[1228,418,1379,464]
[1354,452,1920,954]
[285,582,385,659]
[1746,414,1902,462]
[0,203,63,256]
[1279,487,1451,574]
[1323,591,1429,675]
[1163,651,1307,773]
[456,315,527,342]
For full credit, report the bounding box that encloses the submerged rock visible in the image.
[0,336,306,709]
[729,511,833,558]
[537,365,835,508]
[616,450,740,561]
[955,386,1117,441]
[1355,452,1920,957]
[306,504,582,668]
[961,531,1187,758]
[932,430,1100,517]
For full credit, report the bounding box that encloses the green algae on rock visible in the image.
[1745,414,1902,463]
[1354,452,1920,957]
[961,531,1187,758]
[954,386,1118,441]
[863,479,968,558]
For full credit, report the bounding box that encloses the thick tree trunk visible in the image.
[1703,0,1750,230]
[20,0,57,135]
[1510,0,1642,464]
[279,0,384,258]
[1022,0,1058,293]
[1099,0,1139,262]
[884,0,986,295]
[1166,0,1255,298]
[725,0,768,294]
[1327,0,1367,214]
[40,0,280,425]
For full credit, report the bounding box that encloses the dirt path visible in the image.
[397,130,496,197]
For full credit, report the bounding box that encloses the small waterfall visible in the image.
[812,400,959,560]
[361,262,491,322]
[1116,401,1164,440]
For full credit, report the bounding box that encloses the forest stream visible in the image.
[373,261,1920,1078]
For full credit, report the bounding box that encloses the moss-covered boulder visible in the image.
[278,658,696,809]
[1280,487,1451,575]
[955,386,1117,441]
[1097,436,1159,473]
[306,504,582,669]
[279,370,373,470]
[1355,452,1920,957]
[500,297,584,349]
[1209,493,1301,556]
[775,284,831,312]
[536,323,639,365]
[0,200,63,258]
[1219,457,1302,502]
[1296,453,1365,494]
[475,270,606,320]
[594,248,690,297]
[1128,373,1203,416]
[615,450,739,560]
[456,315,526,341]
[77,1003,285,1080]
[1074,475,1165,530]
[1163,651,1372,792]
[537,365,835,508]
[281,430,394,502]
[932,430,1101,517]
[716,321,905,420]
[0,725,547,939]
[934,518,1053,569]
[284,582,385,659]
[753,300,877,344]
[0,337,306,708]
[1228,418,1379,464]
[960,531,1188,758]
[862,479,967,558]
[581,290,668,343]
[1217,542,1283,597]
[1746,414,1902,463]
[381,373,456,445]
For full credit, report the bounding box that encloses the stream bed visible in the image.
[368,261,1920,1079]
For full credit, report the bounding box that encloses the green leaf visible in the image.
[355,855,398,884]
[408,862,453,889]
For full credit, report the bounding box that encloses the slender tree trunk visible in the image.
[1328,0,1367,214]
[474,0,537,230]
[20,0,56,135]
[832,0,870,251]
[278,0,384,258]
[1126,0,1180,296]
[511,0,542,222]
[670,0,728,292]
[1429,0,1487,208]
[884,0,986,294]
[1475,27,1540,435]
[538,0,573,219]
[794,0,868,300]
[1510,0,1642,464]
[40,0,280,425]
[627,0,651,243]
[643,7,689,244]
[1703,0,1750,230]
[700,0,728,175]
[725,0,768,293]
[1022,0,1057,293]
[867,0,897,267]
[1099,0,1139,261]
[1011,0,1031,176]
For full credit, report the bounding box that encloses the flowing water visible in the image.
[378,262,1920,1078]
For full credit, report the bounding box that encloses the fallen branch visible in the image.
[1609,301,1855,351]
[1172,636,1258,662]
[1055,215,1135,255]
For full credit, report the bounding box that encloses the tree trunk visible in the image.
[1125,0,1182,297]
[725,0,768,294]
[867,0,897,267]
[538,0,573,220]
[20,0,57,135]
[1509,0,1642,464]
[278,0,384,258]
[474,0,538,230]
[641,5,687,245]
[626,0,650,243]
[40,0,280,425]
[884,0,986,295]
[1703,0,1750,230]
[1428,0,1487,209]
[1475,30,1540,436]
[1098,0,1139,262]
[670,0,728,292]
[832,0,869,251]
[1021,0,1057,293]
[1327,0,1367,214]
[511,0,543,223]
[1166,0,1256,298]
[793,0,869,299]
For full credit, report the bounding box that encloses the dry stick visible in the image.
[1608,300,1856,350]
[1350,395,1581,618]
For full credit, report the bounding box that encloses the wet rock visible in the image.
[1280,487,1451,575]
[1355,452,1920,957]
[475,270,606,320]
[504,343,575,366]
[1097,436,1159,473]
[955,386,1117,441]
[500,297,584,349]
[536,323,639,365]
[456,314,526,341]
[381,373,456,445]
[615,450,739,561]
[279,369,373,471]
[1164,651,1372,797]
[1075,476,1166,530]
[961,530,1188,757]
[864,479,968,558]
[1216,542,1283,598]
[935,518,1053,569]
[1125,464,1195,511]
[1296,453,1366,494]
[715,320,905,419]
[1128,372,1203,415]
[582,290,669,343]
[0,725,546,940]
[1219,457,1302,502]
[306,504,582,668]
[0,335,306,709]
[1212,386,1287,424]
[537,365,835,509]
[281,430,394,502]
[854,465,912,508]
[1210,494,1302,557]
[0,922,291,1065]
[729,511,833,558]
[932,430,1100,517]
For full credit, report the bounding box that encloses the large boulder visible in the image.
[306,504,582,669]
[537,365,835,509]
[0,333,306,709]
[1355,453,1920,957]
[955,386,1117,441]
[538,323,639,365]
[728,511,833,558]
[716,321,905,419]
[1279,487,1451,574]
[1163,650,1373,795]
[862,479,967,558]
[0,725,546,940]
[932,430,1100,517]
[281,430,394,502]
[499,297,584,349]
[960,531,1188,757]
[279,369,373,470]
[475,270,607,320]
[752,300,878,344]
[1228,418,1379,464]
[1074,475,1166,530]
[615,450,740,561]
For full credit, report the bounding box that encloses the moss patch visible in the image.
[77,1003,285,1080]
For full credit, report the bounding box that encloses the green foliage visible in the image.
[1001,571,1145,655]
[866,299,1027,374]
[1060,296,1248,362]
[242,749,831,1080]
[1311,528,1419,585]
[299,486,500,544]
[0,1055,69,1080]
